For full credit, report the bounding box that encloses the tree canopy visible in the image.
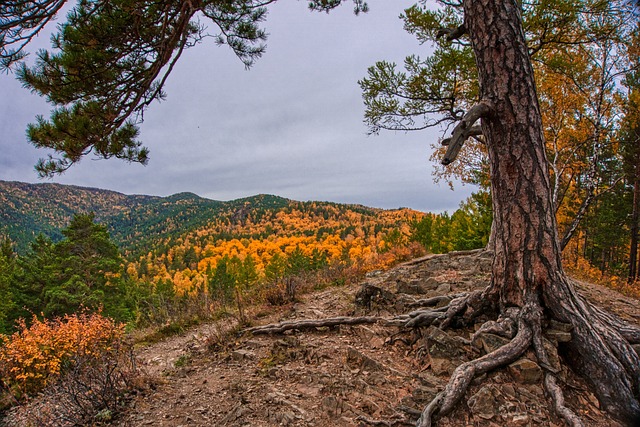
[0,0,380,176]
[1,0,279,176]
[359,0,640,269]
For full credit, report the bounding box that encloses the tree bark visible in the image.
[463,0,640,422]
[629,175,640,282]
[465,0,562,307]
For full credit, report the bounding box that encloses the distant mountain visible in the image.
[0,180,289,255]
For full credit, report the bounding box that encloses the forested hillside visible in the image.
[0,180,495,333]
[0,182,413,328]
[0,180,268,254]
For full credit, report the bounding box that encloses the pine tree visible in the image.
[0,238,18,334]
[1,0,272,176]
[16,213,129,320]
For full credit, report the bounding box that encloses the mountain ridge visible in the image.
[0,180,408,256]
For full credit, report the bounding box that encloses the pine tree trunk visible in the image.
[464,0,563,307]
[463,0,640,422]
[629,176,640,282]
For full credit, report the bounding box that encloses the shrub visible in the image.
[3,345,139,426]
[0,312,140,426]
[0,312,126,398]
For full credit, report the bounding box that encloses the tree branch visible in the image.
[441,101,492,165]
[436,24,467,42]
[440,125,482,146]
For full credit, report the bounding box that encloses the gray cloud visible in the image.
[0,1,475,213]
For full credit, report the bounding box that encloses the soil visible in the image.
[116,251,640,427]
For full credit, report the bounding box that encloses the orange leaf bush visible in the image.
[0,312,125,399]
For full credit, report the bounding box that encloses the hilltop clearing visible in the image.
[116,250,640,427]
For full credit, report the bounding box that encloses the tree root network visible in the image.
[244,281,640,426]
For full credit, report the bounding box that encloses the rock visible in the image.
[355,283,396,309]
[423,277,441,290]
[396,279,419,294]
[346,347,385,372]
[500,383,517,399]
[279,411,297,425]
[549,319,573,332]
[396,278,439,294]
[221,404,250,424]
[435,283,451,294]
[508,358,543,384]
[467,385,497,420]
[541,338,561,372]
[472,333,510,354]
[231,349,255,361]
[426,327,466,375]
[427,327,465,358]
[243,339,264,349]
[295,384,321,397]
[456,255,477,270]
[430,358,455,376]
[511,414,530,425]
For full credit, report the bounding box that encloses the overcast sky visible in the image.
[0,1,475,213]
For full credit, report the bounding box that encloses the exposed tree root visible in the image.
[415,392,442,427]
[586,297,640,344]
[470,308,517,340]
[385,308,447,329]
[405,294,466,310]
[427,311,533,422]
[544,373,584,427]
[440,289,490,329]
[245,316,380,335]
[546,278,640,423]
[356,414,414,426]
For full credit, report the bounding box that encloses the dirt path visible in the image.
[117,251,640,427]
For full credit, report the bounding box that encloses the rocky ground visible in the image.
[117,250,640,427]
